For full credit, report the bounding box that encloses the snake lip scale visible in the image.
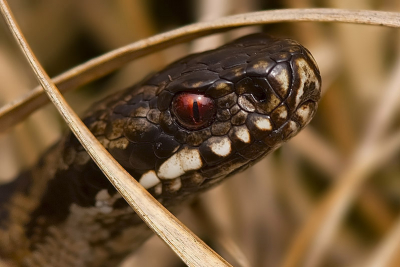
[0,33,321,266]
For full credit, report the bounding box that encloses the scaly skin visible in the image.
[0,33,321,267]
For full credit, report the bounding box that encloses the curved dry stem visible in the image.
[0,1,230,266]
[1,8,400,133]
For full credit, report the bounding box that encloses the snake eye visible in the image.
[172,93,216,130]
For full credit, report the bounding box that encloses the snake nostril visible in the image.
[251,89,268,103]
[235,77,269,103]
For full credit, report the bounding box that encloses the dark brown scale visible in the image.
[142,85,158,100]
[154,134,181,158]
[205,79,234,98]
[231,110,248,125]
[216,108,231,121]
[123,118,161,142]
[271,104,290,128]
[199,137,234,165]
[166,70,220,93]
[186,128,212,147]
[157,90,174,111]
[146,109,161,124]
[217,92,237,109]
[180,63,209,75]
[211,121,231,136]
[228,126,252,150]
[220,54,250,69]
[159,110,178,135]
[238,141,269,160]
[245,57,276,76]
[174,129,188,143]
[128,143,157,170]
[268,62,292,99]
[200,154,250,181]
[230,104,241,115]
[270,51,292,62]
[246,113,273,140]
[219,64,247,82]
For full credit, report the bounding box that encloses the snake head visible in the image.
[12,34,321,259]
[87,33,321,196]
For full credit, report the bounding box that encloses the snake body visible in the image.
[0,33,321,266]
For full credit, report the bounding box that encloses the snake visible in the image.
[0,33,321,267]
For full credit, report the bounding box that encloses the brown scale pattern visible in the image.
[0,33,321,266]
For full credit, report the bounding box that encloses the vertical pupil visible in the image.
[193,100,200,122]
[171,93,217,130]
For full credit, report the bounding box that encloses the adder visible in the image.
[0,33,321,267]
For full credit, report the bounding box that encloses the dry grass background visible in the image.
[1,0,400,266]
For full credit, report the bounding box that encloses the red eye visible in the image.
[171,93,216,130]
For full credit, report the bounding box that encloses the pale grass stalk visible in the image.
[216,235,252,267]
[283,55,400,267]
[190,0,230,53]
[193,185,252,267]
[1,9,400,133]
[279,146,315,222]
[289,127,394,234]
[289,127,343,176]
[0,1,230,266]
[361,213,400,267]
[283,131,400,267]
[356,58,400,157]
[329,0,387,105]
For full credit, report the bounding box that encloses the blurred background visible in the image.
[1,0,400,266]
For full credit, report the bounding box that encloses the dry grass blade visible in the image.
[1,8,400,133]
[0,1,231,266]
[289,128,395,234]
[192,195,252,267]
[216,235,252,267]
[288,127,342,176]
[283,132,400,267]
[361,214,400,267]
[282,52,400,267]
